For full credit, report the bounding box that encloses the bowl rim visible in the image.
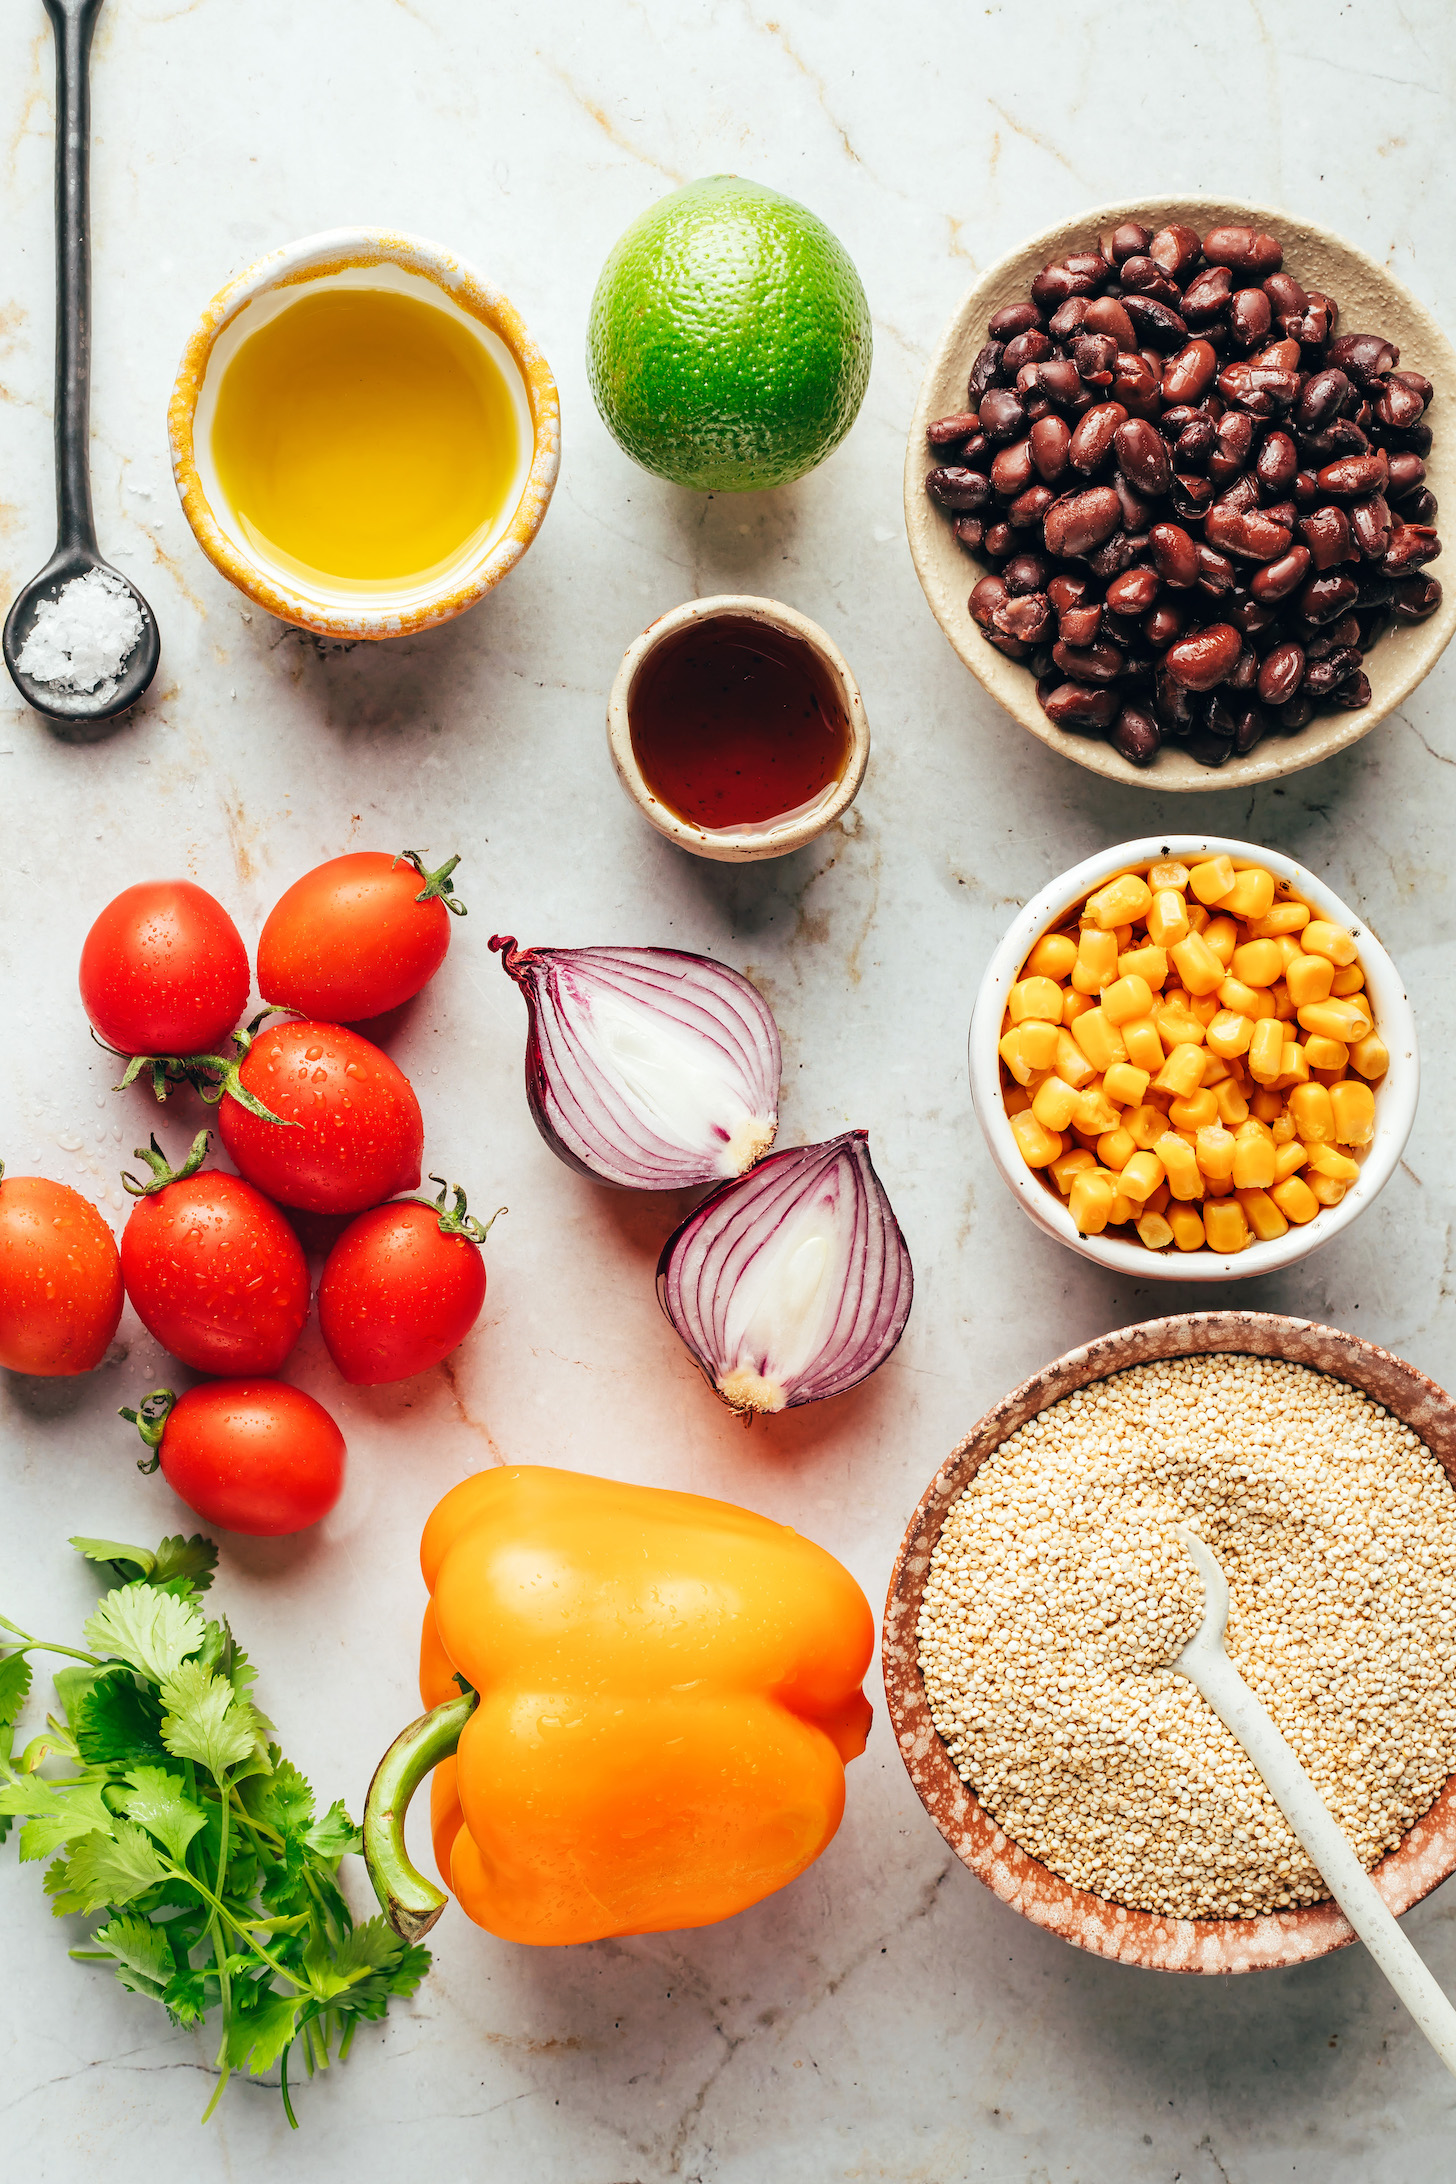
[902,193,1456,791]
[167,226,562,641]
[881,1309,1456,1974]
[968,833,1419,1281]
[605,593,870,863]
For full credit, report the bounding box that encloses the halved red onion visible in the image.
[490,936,781,1190]
[657,1131,913,1415]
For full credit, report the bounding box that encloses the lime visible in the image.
[587,176,872,493]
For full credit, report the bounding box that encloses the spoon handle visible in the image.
[1186,1648,1456,2079]
[43,0,105,554]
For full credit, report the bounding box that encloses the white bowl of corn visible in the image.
[969,837,1419,1280]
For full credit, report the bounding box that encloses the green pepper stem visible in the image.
[363,1686,478,1942]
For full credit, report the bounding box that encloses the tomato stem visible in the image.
[107,1020,298,1130]
[413,1175,506,1246]
[396,850,467,917]
[120,1128,212,1197]
[119,1386,177,1472]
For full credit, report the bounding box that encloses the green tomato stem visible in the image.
[363,1686,478,1942]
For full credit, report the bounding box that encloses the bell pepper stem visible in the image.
[363,1686,478,1942]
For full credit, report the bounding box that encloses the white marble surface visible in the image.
[3,2,1456,2177]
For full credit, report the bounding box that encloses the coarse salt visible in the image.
[15,567,143,701]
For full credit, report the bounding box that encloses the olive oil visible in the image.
[210,286,520,589]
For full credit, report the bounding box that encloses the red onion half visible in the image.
[657,1131,913,1415]
[490,937,781,1191]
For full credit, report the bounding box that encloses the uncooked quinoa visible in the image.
[917,1353,1456,1918]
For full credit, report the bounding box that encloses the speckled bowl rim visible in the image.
[903,194,1456,790]
[167,227,561,640]
[605,594,870,863]
[883,1310,1456,1974]
[968,834,1419,1282]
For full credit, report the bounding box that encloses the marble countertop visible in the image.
[3,2,1455,2177]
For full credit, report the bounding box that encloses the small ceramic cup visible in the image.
[606,595,870,863]
[968,835,1419,1281]
[167,228,560,641]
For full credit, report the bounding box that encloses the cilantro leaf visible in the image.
[70,1538,157,1583]
[90,1914,175,1998]
[60,1819,170,1912]
[159,1661,261,1777]
[70,1534,217,1596]
[71,1671,170,1771]
[0,1772,116,1862]
[161,1968,210,2026]
[150,1537,218,1594]
[303,1799,361,1860]
[118,1767,206,1865]
[246,1754,314,1838]
[84,1585,206,1686]
[302,1916,426,2004]
[0,1651,32,1729]
[225,1983,302,2075]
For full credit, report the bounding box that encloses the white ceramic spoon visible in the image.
[1170,1525,1456,2078]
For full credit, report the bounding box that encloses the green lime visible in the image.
[587,176,872,493]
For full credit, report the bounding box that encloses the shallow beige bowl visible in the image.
[904,196,1456,790]
[606,594,870,862]
[883,1310,1456,1973]
[168,228,560,640]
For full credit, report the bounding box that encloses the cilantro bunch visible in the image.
[0,1533,429,2127]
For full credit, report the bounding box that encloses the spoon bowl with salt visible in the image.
[3,0,158,725]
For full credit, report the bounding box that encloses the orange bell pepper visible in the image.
[363,1465,873,1947]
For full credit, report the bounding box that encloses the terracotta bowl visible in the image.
[882,1311,1456,1973]
[903,196,1456,791]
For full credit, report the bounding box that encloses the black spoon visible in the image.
[2,0,158,722]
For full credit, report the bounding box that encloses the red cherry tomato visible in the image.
[0,1169,122,1374]
[217,1019,423,1215]
[256,851,464,1023]
[135,1381,345,1536]
[79,880,250,1056]
[119,1135,309,1375]
[318,1184,494,1385]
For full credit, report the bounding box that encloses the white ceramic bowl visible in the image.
[968,835,1419,1280]
[168,228,560,641]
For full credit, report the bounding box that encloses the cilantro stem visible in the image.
[279,2043,299,2130]
[5,1639,106,1667]
[162,1859,305,1989]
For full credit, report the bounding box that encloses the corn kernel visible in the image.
[1274,1040,1311,1089]
[1186,903,1211,934]
[1204,1008,1255,1060]
[1247,1016,1287,1085]
[1306,1143,1360,1182]
[1302,1035,1349,1072]
[1200,1051,1231,1087]
[1119,1014,1166,1072]
[1153,1043,1207,1097]
[1308,1174,1348,1207]
[1072,926,1119,993]
[1031,1076,1080,1132]
[1222,866,1276,920]
[1102,973,1154,1026]
[1194,1124,1237,1182]
[1270,1108,1297,1145]
[1250,988,1276,1018]
[1230,937,1284,988]
[1246,901,1310,937]
[1204,1198,1250,1253]
[1023,1018,1061,1069]
[1274,1139,1309,1182]
[1146,890,1191,949]
[1148,860,1190,892]
[1203,1170,1235,1199]
[1249,1087,1284,1122]
[1283,951,1335,1008]
[1216,976,1262,1019]
[1214,1078,1250,1127]
[1271,1174,1320,1225]
[1069,1168,1117,1234]
[1153,997,1204,1049]
[1188,855,1237,906]
[1087,872,1153,928]
[1114,924,1134,949]
[1004,1082,1032,1116]
[1169,1087,1220,1132]
[1075,1086,1122,1134]
[1330,963,1366,997]
[1301,920,1359,967]
[1107,1192,1138,1226]
[1104,1061,1151,1107]
[1010,1109,1063,1169]
[1287,1082,1336,1143]
[1297,996,1373,1044]
[1117,944,1169,989]
[1050,1147,1096,1194]
[1053,1028,1097,1089]
[1203,917,1240,968]
[1330,1080,1376,1147]
[1136,1210,1176,1249]
[1061,988,1094,1026]
[1232,1133,1277,1190]
[1167,1205,1206,1250]
[1157,1132,1204,1200]
[1070,1008,1128,1073]
[1144,1180,1171,1215]
[1237,1187,1289,1242]
[1125,1103,1170,1151]
[1025,931,1078,981]
[1009,975,1065,1024]
[999,1027,1038,1084]
[1270,980,1298,1021]
[1170,931,1226,997]
[1119,1150,1165,1203]
[1097,1127,1137,1171]
[1350,1031,1389,1080]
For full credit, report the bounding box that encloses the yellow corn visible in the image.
[1216,976,1262,1020]
[1053,1029,1097,1089]
[1186,903,1211,934]
[1004,1082,1032,1116]
[1288,1082,1335,1142]
[1009,975,1065,1024]
[1188,855,1236,906]
[1153,1043,1207,1097]
[1273,1040,1310,1089]
[1148,860,1190,891]
[1250,1086,1284,1123]
[1204,1198,1250,1253]
[1169,1087,1220,1132]
[1117,943,1169,988]
[1308,1173,1348,1207]
[1301,920,1359,967]
[998,1027,1039,1085]
[1200,1050,1232,1087]
[1061,988,1093,1025]
[1274,1139,1309,1182]
[1229,937,1284,988]
[1125,1102,1170,1150]
[1302,1035,1349,1072]
[1146,890,1190,949]
[1170,931,1226,997]
[1144,1180,1171,1215]
[1203,916,1240,968]
[1203,1170,1235,1199]
[1330,1079,1375,1147]
[1103,1061,1151,1108]
[1107,1191,1139,1226]
[1231,1132,1277,1190]
[1025,931,1078,981]
[1010,1110,1063,1169]
[1304,1143,1359,1183]
[1221,866,1276,920]
[1103,973,1155,1026]
[1283,951,1335,1008]
[1167,1205,1206,1250]
[1119,1149,1165,1203]
[1271,1174,1321,1225]
[1136,1210,1176,1249]
[1330,963,1366,997]
[1350,1031,1389,1080]
[1096,1127,1137,1171]
[1246,901,1310,937]
[1119,1014,1166,1071]
[1072,925,1119,993]
[1075,1086,1122,1135]
[1086,873,1153,929]
[1153,996,1204,1049]
[1070,1008,1128,1073]
[1157,1132,1204,1200]
[1214,1078,1250,1127]
[1237,1187,1289,1242]
[1297,996,1373,1044]
[1270,980,1297,1021]
[1050,1147,1096,1194]
[1270,1108,1298,1145]
[1195,1124,1237,1181]
[1069,1168,1118,1234]
[1031,1076,1080,1132]
[1247,1016,1287,1085]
